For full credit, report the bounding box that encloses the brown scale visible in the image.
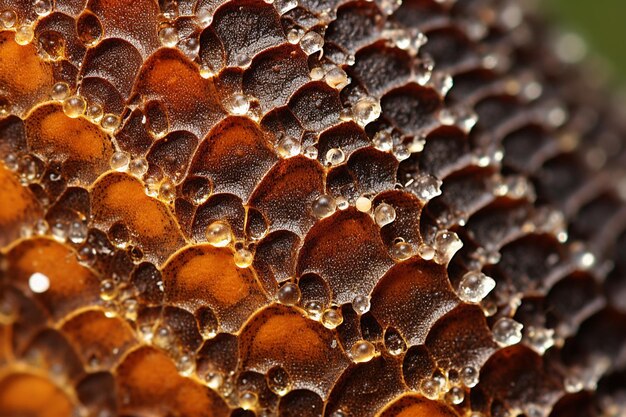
[0,0,625,416]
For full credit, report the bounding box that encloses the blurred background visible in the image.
[544,0,626,78]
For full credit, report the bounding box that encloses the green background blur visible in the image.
[545,0,626,77]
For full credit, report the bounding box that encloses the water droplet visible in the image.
[77,12,103,46]
[458,271,496,303]
[312,194,336,218]
[287,27,304,44]
[277,283,300,305]
[51,82,70,101]
[234,247,253,268]
[407,135,426,153]
[175,351,195,376]
[325,147,345,166]
[379,0,402,15]
[321,307,343,329]
[29,272,50,293]
[335,196,349,210]
[438,107,478,133]
[303,145,318,159]
[110,151,130,171]
[159,26,179,47]
[492,317,523,346]
[430,72,453,96]
[239,391,258,410]
[206,221,231,247]
[390,241,414,261]
[417,244,435,261]
[68,221,87,244]
[228,93,249,115]
[325,67,350,90]
[374,203,396,227]
[445,386,465,405]
[460,366,479,388]
[525,326,555,355]
[434,230,463,264]
[34,0,52,16]
[415,55,434,85]
[352,295,370,314]
[14,24,33,45]
[267,366,290,396]
[372,131,393,151]
[159,179,176,202]
[350,340,376,363]
[197,307,218,339]
[86,103,103,122]
[410,175,442,201]
[392,144,410,161]
[122,298,138,321]
[304,300,323,320]
[355,196,371,212]
[153,325,174,349]
[275,0,298,14]
[352,97,381,126]
[128,158,148,178]
[62,96,86,118]
[276,135,301,158]
[384,328,406,355]
[101,114,120,131]
[99,279,117,301]
[205,372,224,390]
[0,10,17,28]
[199,64,214,79]
[420,378,440,400]
[300,31,324,55]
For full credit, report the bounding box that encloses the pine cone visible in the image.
[0,0,624,416]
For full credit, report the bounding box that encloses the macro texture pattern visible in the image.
[0,0,625,416]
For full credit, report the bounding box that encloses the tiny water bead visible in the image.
[129,158,149,177]
[420,378,440,400]
[86,103,104,122]
[350,340,376,363]
[417,244,435,261]
[51,82,70,101]
[28,272,50,294]
[374,203,396,227]
[304,300,323,320]
[445,386,465,405]
[460,366,479,388]
[239,391,258,410]
[101,114,121,131]
[303,145,318,159]
[325,147,345,166]
[335,196,349,210]
[110,151,130,171]
[352,96,381,126]
[321,307,343,329]
[159,26,179,47]
[391,241,414,261]
[384,328,406,355]
[234,247,253,268]
[411,175,442,201]
[267,366,291,396]
[457,271,496,303]
[228,93,250,115]
[525,326,555,355]
[372,131,393,152]
[15,25,34,45]
[325,67,350,90]
[34,0,52,16]
[492,318,523,346]
[352,295,370,314]
[206,221,232,247]
[0,10,16,28]
[276,135,301,158]
[434,230,463,264]
[62,96,87,118]
[311,194,336,218]
[158,179,176,202]
[99,279,117,301]
[68,221,87,244]
[277,283,300,305]
[355,196,371,212]
[299,31,324,55]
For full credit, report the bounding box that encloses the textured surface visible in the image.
[0,0,625,416]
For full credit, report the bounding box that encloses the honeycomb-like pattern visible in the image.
[0,0,625,416]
